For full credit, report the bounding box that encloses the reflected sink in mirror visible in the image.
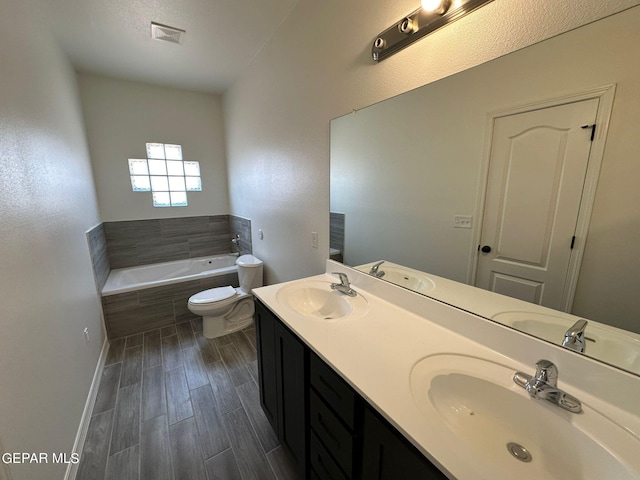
[409,354,640,480]
[493,311,640,375]
[356,261,435,294]
[275,280,369,320]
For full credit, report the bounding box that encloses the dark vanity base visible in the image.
[254,299,448,479]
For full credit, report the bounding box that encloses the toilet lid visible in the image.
[236,254,263,267]
[189,286,236,305]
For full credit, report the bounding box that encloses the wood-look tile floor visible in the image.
[77,320,301,480]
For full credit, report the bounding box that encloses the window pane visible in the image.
[150,176,169,191]
[130,175,151,191]
[166,160,184,176]
[168,176,186,191]
[184,161,200,176]
[148,159,167,175]
[152,192,171,207]
[146,143,165,159]
[185,176,202,191]
[128,159,149,175]
[170,191,188,206]
[165,144,183,160]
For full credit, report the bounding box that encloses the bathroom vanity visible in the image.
[253,261,640,480]
[255,299,445,479]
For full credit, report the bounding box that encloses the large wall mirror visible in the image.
[330,7,640,375]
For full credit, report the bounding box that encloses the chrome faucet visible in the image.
[369,260,386,278]
[330,272,357,297]
[513,360,582,413]
[562,319,588,353]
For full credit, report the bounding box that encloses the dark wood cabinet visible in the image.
[309,352,361,479]
[255,300,447,480]
[361,406,448,480]
[255,300,307,476]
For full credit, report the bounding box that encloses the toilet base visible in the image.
[201,296,255,339]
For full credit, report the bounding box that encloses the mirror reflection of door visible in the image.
[475,98,600,310]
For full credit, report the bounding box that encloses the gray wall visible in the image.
[0,3,105,479]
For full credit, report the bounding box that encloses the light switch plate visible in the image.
[454,215,473,229]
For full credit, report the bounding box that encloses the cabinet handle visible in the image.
[319,375,342,400]
[316,454,335,479]
[317,413,339,445]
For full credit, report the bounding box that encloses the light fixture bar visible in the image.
[372,0,493,62]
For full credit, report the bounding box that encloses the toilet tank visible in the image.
[236,255,264,293]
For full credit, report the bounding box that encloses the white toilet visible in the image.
[188,254,263,339]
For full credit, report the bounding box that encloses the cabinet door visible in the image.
[361,407,447,480]
[275,320,307,474]
[255,301,278,432]
[255,300,307,476]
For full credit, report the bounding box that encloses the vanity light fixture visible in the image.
[372,0,493,62]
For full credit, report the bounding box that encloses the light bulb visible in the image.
[421,0,448,14]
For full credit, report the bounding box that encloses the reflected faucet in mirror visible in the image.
[562,319,588,354]
[369,260,385,278]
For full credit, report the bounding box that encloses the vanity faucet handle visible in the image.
[331,272,350,286]
[533,359,558,387]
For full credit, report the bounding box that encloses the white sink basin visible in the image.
[275,280,368,320]
[356,261,435,294]
[493,311,640,375]
[410,354,640,480]
[379,265,435,294]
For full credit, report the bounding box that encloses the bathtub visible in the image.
[102,254,239,296]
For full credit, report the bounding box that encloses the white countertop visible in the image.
[253,261,640,480]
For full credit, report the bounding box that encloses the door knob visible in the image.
[480,245,492,253]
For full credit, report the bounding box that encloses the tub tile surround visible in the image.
[89,214,251,273]
[104,215,234,269]
[77,321,300,480]
[87,223,110,291]
[253,260,640,479]
[87,214,254,338]
[329,212,345,262]
[230,215,252,256]
[103,272,238,339]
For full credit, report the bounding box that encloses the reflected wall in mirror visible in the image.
[330,7,640,374]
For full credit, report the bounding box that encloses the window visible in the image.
[128,143,202,207]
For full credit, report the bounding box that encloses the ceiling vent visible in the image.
[151,22,186,45]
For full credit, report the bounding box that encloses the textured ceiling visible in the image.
[31,0,299,93]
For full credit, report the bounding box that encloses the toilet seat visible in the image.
[189,286,237,307]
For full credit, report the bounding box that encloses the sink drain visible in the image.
[507,442,532,463]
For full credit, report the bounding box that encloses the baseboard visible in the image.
[64,337,109,480]
[0,437,13,480]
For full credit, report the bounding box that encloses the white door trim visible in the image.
[468,84,616,312]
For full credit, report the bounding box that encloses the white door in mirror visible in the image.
[476,98,599,310]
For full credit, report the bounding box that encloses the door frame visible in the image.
[468,84,616,312]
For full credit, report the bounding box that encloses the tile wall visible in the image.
[329,212,345,262]
[102,273,238,339]
[230,215,252,257]
[87,223,110,291]
[104,215,233,269]
[85,215,253,339]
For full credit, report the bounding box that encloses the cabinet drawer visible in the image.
[310,431,350,480]
[310,390,354,475]
[310,352,356,429]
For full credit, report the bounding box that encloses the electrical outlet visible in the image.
[454,215,473,229]
[311,231,318,249]
[83,327,90,342]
